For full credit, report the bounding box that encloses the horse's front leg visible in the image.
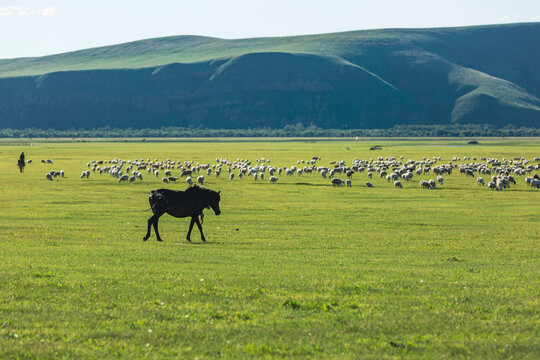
[186,217,195,242]
[195,217,206,242]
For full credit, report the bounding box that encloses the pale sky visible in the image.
[1,0,539,59]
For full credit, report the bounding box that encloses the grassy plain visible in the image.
[0,138,539,359]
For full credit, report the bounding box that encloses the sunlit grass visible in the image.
[1,139,539,359]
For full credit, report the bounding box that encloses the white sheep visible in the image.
[419,180,432,189]
[186,176,193,186]
[229,173,234,181]
[197,176,204,185]
[331,178,345,186]
[269,176,278,183]
[45,173,53,181]
[129,175,136,183]
[118,174,129,182]
[162,177,169,183]
[346,179,352,187]
[437,176,443,185]
[394,180,403,188]
[487,181,496,190]
[477,177,484,186]
[365,181,374,188]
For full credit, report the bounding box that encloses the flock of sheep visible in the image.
[32,154,540,190]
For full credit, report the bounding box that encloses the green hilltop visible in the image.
[0,22,539,130]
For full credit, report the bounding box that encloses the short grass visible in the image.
[1,139,539,359]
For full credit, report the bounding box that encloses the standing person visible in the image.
[18,152,25,173]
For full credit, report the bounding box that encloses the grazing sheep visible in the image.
[346,179,352,187]
[229,173,234,181]
[429,179,436,189]
[164,170,172,177]
[45,173,53,181]
[394,180,403,188]
[365,182,374,188]
[197,176,205,185]
[162,177,169,183]
[168,176,178,182]
[487,181,497,190]
[260,173,264,181]
[118,174,129,182]
[41,159,46,163]
[269,176,278,183]
[367,172,372,179]
[186,176,193,186]
[437,176,443,185]
[46,159,53,164]
[129,175,136,183]
[420,180,432,189]
[331,178,345,186]
[60,170,64,177]
[530,178,540,188]
[27,160,32,164]
[477,177,485,186]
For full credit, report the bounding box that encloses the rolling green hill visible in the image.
[0,23,539,129]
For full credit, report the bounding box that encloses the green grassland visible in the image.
[1,139,539,359]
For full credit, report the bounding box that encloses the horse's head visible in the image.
[209,190,221,216]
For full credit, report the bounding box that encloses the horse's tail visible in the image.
[148,190,169,213]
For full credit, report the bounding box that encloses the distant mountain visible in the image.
[1,23,539,129]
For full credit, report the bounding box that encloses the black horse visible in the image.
[143,185,221,242]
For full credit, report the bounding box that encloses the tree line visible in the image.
[0,124,539,138]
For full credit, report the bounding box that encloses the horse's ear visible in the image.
[218,190,221,194]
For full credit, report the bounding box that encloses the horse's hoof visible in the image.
[157,239,163,242]
[186,238,191,243]
[201,238,207,242]
[143,236,149,242]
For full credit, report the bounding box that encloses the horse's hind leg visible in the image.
[186,217,196,242]
[152,213,165,242]
[143,210,165,241]
[195,217,206,242]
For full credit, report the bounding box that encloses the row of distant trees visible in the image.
[0,124,539,138]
